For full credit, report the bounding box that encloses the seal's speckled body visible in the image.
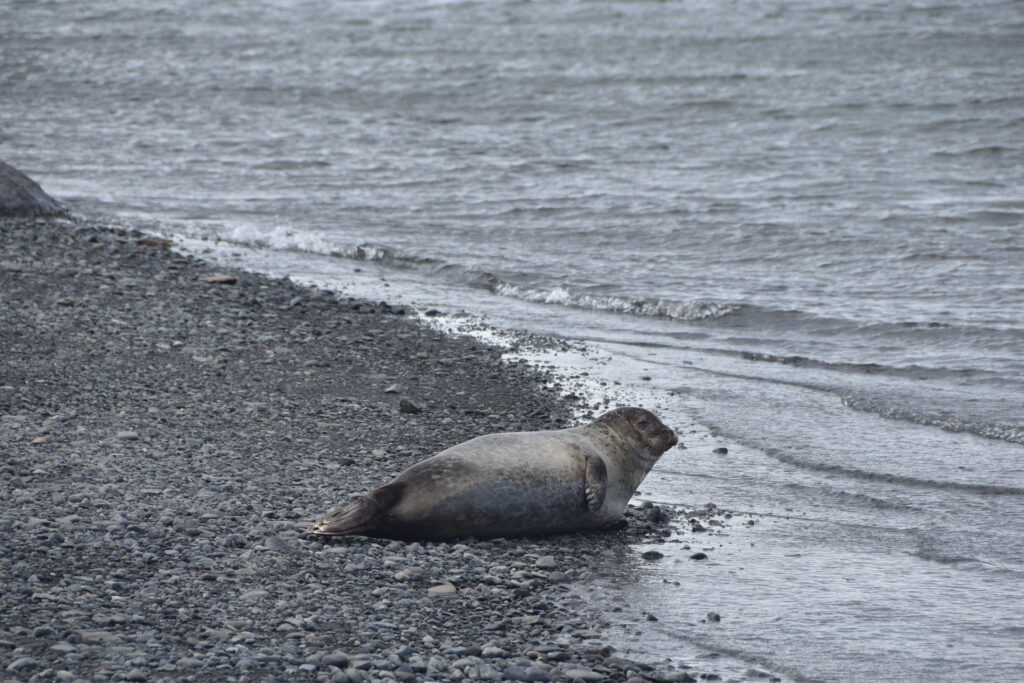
[308,407,678,541]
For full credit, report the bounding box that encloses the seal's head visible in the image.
[591,407,679,462]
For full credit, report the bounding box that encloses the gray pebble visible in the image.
[547,570,571,584]
[535,555,557,569]
[399,398,423,414]
[6,656,37,672]
[323,653,350,668]
[504,665,551,682]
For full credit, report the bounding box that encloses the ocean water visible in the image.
[3,0,1024,680]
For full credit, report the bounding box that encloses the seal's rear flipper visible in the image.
[307,483,404,536]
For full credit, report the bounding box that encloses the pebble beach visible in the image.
[0,215,722,683]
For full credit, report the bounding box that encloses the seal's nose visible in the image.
[667,430,679,448]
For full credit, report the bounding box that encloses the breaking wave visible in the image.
[209,225,745,321]
[492,283,741,321]
[201,225,1024,353]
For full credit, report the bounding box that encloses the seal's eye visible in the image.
[636,420,650,430]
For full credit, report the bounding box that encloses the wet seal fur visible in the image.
[307,407,678,541]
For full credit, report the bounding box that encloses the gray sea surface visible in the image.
[3,0,1023,680]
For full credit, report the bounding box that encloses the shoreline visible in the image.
[1,215,715,682]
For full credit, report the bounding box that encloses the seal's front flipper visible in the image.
[307,483,404,536]
[584,455,608,512]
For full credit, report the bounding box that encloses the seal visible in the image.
[307,407,678,541]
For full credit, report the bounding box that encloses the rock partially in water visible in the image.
[0,162,64,217]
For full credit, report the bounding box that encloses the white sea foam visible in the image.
[218,223,398,262]
[494,283,740,321]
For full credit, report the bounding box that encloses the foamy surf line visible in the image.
[160,221,1024,362]
[169,221,747,322]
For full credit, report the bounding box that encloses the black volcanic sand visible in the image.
[1,216,720,683]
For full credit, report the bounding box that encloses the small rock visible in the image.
[427,583,457,596]
[535,555,557,570]
[322,653,350,668]
[563,669,604,681]
[689,552,709,561]
[31,436,47,445]
[177,657,204,668]
[125,668,147,681]
[707,611,721,622]
[199,273,237,285]
[604,657,649,672]
[641,550,664,560]
[662,673,698,682]
[399,399,423,414]
[426,655,449,673]
[504,665,551,682]
[571,629,601,639]
[266,535,297,554]
[137,237,173,248]
[712,447,728,455]
[393,569,423,581]
[384,384,400,394]
[116,431,140,440]
[239,589,270,602]
[6,656,37,672]
[647,506,667,523]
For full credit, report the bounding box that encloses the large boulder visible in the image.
[0,161,65,217]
